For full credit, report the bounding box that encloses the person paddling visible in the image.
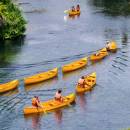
[32,96,43,108]
[71,6,75,12]
[78,76,86,88]
[76,4,80,11]
[55,89,64,102]
[106,41,111,50]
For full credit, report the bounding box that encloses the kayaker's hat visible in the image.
[106,41,109,44]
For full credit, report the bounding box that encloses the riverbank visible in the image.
[0,0,26,40]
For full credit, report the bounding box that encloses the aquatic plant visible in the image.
[0,0,26,39]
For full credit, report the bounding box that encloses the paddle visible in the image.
[41,105,48,114]
[36,102,47,114]
[43,109,47,114]
[64,10,69,14]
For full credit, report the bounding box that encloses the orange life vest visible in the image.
[32,98,37,106]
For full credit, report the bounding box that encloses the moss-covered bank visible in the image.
[0,0,26,40]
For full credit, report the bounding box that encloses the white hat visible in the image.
[106,41,109,44]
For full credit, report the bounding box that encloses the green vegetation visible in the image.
[0,0,26,39]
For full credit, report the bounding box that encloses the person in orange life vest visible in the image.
[55,89,64,102]
[78,76,86,88]
[76,4,80,11]
[32,96,43,108]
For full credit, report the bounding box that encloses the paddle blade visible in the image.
[64,10,69,14]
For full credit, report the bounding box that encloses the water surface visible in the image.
[1,0,130,130]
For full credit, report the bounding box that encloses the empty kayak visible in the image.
[90,48,108,62]
[106,41,117,52]
[0,80,19,93]
[62,57,87,73]
[24,68,58,85]
[76,72,96,93]
[23,93,76,115]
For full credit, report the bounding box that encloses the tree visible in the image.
[0,0,26,40]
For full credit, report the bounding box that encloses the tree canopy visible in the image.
[0,0,26,40]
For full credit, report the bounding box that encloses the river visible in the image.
[0,0,130,130]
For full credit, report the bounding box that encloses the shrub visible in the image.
[0,0,26,39]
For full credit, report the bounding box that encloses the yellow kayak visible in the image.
[76,72,96,93]
[64,10,80,16]
[106,41,117,52]
[24,68,58,85]
[90,48,108,62]
[23,93,76,115]
[0,80,19,93]
[62,57,87,73]
[69,10,80,16]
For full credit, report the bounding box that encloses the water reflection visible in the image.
[54,109,63,124]
[32,114,41,130]
[0,36,25,67]
[77,93,87,111]
[62,67,87,81]
[24,77,58,92]
[64,14,80,21]
[0,37,25,82]
[25,114,42,130]
[0,89,19,97]
[121,17,129,44]
[122,32,128,44]
[91,0,130,16]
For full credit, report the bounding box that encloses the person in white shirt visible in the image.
[55,89,63,102]
[106,41,111,50]
[78,76,86,88]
